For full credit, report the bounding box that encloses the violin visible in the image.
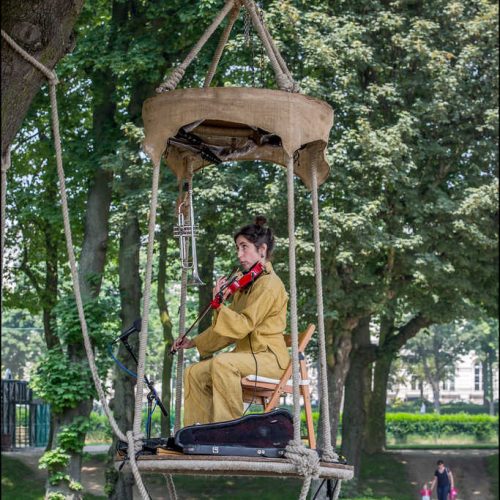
[170,261,266,355]
[210,261,265,309]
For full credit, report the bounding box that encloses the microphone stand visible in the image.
[119,336,169,439]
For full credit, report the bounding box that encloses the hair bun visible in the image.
[254,215,267,227]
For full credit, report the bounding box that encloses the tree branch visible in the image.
[379,313,432,357]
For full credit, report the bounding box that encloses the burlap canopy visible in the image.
[142,87,333,189]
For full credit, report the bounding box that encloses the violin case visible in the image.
[175,408,293,458]
[116,409,293,459]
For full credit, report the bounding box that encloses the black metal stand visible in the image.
[121,338,169,439]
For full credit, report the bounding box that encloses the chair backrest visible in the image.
[283,323,315,353]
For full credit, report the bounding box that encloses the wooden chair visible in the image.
[241,324,316,449]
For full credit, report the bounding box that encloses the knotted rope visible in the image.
[127,431,150,499]
[285,439,321,499]
[1,28,151,499]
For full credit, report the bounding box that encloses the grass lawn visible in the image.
[1,455,104,500]
[355,452,413,500]
[486,454,498,499]
[387,443,498,450]
[1,455,45,500]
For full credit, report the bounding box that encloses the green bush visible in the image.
[386,413,498,442]
[386,400,498,415]
[86,408,173,443]
[440,402,498,415]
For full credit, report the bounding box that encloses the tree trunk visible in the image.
[426,367,441,414]
[326,319,356,448]
[487,351,495,416]
[106,214,142,500]
[1,0,85,158]
[341,316,371,478]
[365,313,432,451]
[105,64,158,497]
[41,205,60,454]
[363,354,392,454]
[363,312,396,455]
[197,244,215,334]
[46,398,93,498]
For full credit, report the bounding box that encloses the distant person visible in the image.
[430,459,455,500]
[420,402,426,414]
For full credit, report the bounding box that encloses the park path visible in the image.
[389,449,497,500]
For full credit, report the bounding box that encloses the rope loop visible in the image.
[132,431,145,454]
[1,29,58,84]
[156,67,186,93]
[284,440,321,479]
[276,73,300,93]
[320,446,339,463]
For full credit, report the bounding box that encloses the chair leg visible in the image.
[299,359,316,449]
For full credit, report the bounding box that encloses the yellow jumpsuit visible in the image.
[184,262,289,426]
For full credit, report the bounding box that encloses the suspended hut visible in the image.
[120,1,353,499]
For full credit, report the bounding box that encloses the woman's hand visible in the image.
[213,275,228,300]
[171,336,195,352]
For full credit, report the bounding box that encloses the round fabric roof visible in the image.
[142,87,333,189]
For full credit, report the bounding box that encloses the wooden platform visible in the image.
[115,454,354,480]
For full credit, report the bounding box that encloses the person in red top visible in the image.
[430,459,455,500]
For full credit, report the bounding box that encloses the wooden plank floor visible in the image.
[115,454,354,480]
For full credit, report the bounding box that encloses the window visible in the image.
[442,378,455,391]
[411,376,418,391]
[474,363,481,391]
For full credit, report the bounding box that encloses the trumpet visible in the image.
[173,181,205,286]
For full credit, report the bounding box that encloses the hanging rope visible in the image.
[132,159,161,438]
[311,160,338,464]
[164,473,178,500]
[174,268,188,432]
[1,28,152,499]
[172,165,195,433]
[240,0,298,92]
[155,0,299,93]
[204,4,241,88]
[156,0,236,93]
[259,14,299,91]
[283,156,319,500]
[1,146,11,282]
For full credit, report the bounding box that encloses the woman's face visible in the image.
[236,235,266,271]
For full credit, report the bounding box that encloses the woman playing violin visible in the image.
[171,216,290,426]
